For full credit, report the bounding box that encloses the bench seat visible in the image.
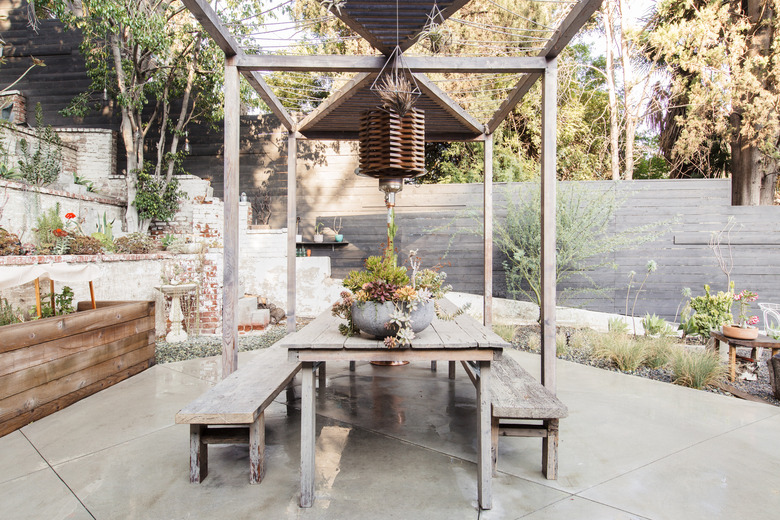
[461,353,567,479]
[175,346,302,483]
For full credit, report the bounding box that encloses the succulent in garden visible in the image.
[0,228,23,256]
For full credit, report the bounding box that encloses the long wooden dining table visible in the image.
[276,304,508,510]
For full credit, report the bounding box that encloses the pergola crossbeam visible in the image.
[413,73,484,135]
[298,73,374,131]
[183,0,295,129]
[234,55,548,74]
[485,0,603,134]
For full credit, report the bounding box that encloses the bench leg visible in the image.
[301,362,316,507]
[431,361,437,372]
[318,362,326,389]
[190,424,208,483]
[286,383,296,415]
[491,416,499,477]
[349,361,356,372]
[249,413,266,484]
[542,419,559,480]
[449,361,456,380]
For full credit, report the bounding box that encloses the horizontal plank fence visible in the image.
[292,179,779,324]
[0,301,156,437]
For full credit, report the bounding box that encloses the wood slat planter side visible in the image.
[0,301,156,438]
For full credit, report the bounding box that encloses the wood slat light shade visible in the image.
[359,108,425,178]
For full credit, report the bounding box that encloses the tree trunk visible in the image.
[730,0,778,205]
[603,0,621,181]
[619,0,634,180]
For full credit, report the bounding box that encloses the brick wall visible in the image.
[56,128,124,200]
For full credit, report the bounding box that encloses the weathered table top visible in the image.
[278,302,509,361]
[710,330,780,348]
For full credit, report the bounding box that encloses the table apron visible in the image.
[289,349,500,363]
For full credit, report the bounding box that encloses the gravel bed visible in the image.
[155,321,311,364]
[511,325,779,407]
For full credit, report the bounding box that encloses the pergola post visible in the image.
[483,132,493,327]
[540,58,557,392]
[287,133,297,333]
[222,56,240,378]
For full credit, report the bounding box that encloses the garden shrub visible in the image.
[0,297,22,326]
[0,228,23,255]
[68,234,105,255]
[670,348,724,389]
[17,104,63,186]
[492,323,517,343]
[33,204,66,254]
[114,232,158,254]
[679,284,733,338]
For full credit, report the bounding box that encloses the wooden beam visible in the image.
[298,130,485,142]
[543,0,604,60]
[540,59,557,393]
[413,73,484,135]
[287,133,298,333]
[486,73,540,134]
[298,73,374,132]
[486,0,602,132]
[483,133,493,327]
[398,0,473,51]
[234,55,548,73]
[181,0,241,56]
[323,4,390,55]
[242,71,295,131]
[222,57,240,378]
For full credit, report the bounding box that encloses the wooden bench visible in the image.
[461,354,568,479]
[175,346,302,484]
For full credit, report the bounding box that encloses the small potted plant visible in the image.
[313,222,324,243]
[333,217,343,242]
[723,289,760,340]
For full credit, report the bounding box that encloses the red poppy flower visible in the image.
[65,213,76,219]
[53,228,67,237]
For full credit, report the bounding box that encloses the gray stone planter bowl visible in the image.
[351,300,435,339]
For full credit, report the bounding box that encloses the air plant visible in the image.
[376,74,417,117]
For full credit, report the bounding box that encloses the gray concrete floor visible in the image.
[2,348,780,520]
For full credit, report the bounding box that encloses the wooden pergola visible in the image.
[182,0,602,391]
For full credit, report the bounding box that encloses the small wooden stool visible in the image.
[709,330,780,382]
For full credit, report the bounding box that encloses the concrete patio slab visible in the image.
[0,431,48,485]
[1,347,779,519]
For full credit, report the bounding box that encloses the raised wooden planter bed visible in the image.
[0,300,156,438]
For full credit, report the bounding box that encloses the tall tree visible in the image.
[47,0,225,231]
[650,0,779,205]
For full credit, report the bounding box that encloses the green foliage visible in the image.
[679,284,734,338]
[73,173,95,192]
[55,286,75,315]
[0,297,22,326]
[89,212,115,252]
[592,332,647,372]
[492,323,517,343]
[608,317,630,334]
[494,183,669,315]
[33,204,65,254]
[133,165,184,223]
[115,232,158,254]
[670,348,725,389]
[0,228,23,255]
[649,1,780,180]
[642,337,674,369]
[17,104,62,186]
[642,313,674,337]
[343,255,409,292]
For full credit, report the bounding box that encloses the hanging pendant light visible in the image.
[183,131,191,153]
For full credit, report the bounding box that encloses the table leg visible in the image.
[477,360,492,510]
[449,361,456,380]
[300,362,316,507]
[729,345,736,382]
